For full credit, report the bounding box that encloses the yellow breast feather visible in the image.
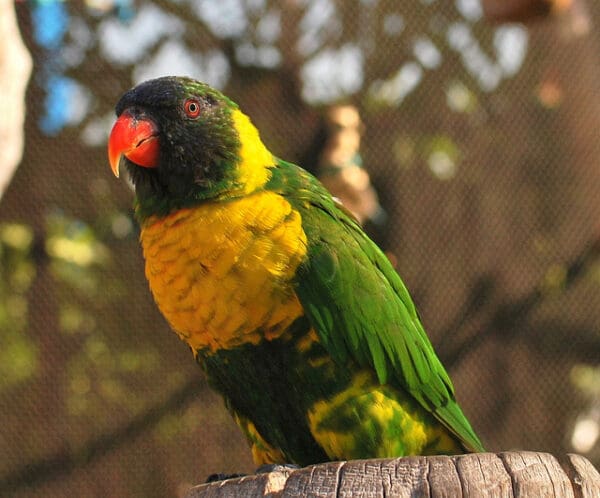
[140,191,308,352]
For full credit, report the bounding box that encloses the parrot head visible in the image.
[108,76,270,217]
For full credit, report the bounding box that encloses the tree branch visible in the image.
[0,376,206,494]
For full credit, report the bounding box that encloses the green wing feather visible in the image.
[270,160,484,453]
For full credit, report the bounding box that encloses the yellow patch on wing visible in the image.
[233,413,286,465]
[295,328,319,354]
[140,191,308,352]
[307,371,462,459]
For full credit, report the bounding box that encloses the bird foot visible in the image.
[205,472,247,483]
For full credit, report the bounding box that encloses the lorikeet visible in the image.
[108,76,484,466]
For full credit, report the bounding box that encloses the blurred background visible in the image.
[1,0,599,496]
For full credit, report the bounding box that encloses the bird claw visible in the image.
[204,472,247,483]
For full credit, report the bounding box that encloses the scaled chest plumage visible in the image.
[139,190,308,352]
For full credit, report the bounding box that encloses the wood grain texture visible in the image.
[562,453,600,498]
[185,452,600,498]
[498,451,574,498]
[427,455,462,498]
[455,452,513,497]
[185,469,294,498]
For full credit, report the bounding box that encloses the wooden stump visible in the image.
[185,452,600,497]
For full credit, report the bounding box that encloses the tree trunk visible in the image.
[185,452,600,497]
[0,0,31,199]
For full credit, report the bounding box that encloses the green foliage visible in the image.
[571,364,600,398]
[66,337,161,418]
[0,223,38,390]
[45,211,109,292]
[445,81,478,114]
[422,135,462,181]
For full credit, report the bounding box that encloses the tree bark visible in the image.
[0,0,32,199]
[185,452,600,498]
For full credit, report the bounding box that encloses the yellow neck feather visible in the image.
[231,109,274,194]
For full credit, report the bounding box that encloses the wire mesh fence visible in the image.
[1,1,599,496]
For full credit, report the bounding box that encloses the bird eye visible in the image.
[184,99,201,118]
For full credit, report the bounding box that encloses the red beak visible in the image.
[108,110,159,177]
